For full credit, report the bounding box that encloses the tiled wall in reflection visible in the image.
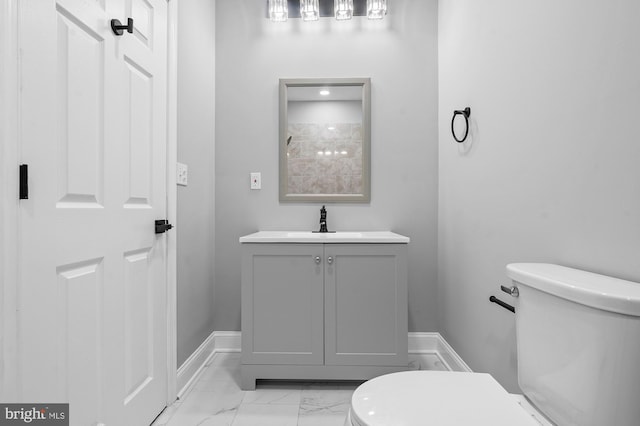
[287,123,363,195]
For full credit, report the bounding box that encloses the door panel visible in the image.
[129,0,154,47]
[56,6,105,207]
[123,248,153,402]
[18,1,169,425]
[56,259,104,426]
[123,56,153,207]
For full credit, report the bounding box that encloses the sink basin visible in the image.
[286,231,364,239]
[240,231,410,244]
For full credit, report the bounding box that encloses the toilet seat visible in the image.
[348,371,542,426]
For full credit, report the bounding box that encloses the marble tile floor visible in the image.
[151,352,448,426]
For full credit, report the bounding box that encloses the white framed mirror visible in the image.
[279,78,371,203]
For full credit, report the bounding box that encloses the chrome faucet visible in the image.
[318,205,328,233]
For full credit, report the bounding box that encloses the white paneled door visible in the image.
[18,0,169,425]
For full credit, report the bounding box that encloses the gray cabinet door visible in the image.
[324,244,408,366]
[241,244,324,365]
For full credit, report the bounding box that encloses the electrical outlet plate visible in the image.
[177,162,188,186]
[250,172,261,190]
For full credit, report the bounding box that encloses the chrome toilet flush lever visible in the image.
[500,285,519,297]
[490,284,518,313]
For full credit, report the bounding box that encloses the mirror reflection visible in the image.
[279,78,371,203]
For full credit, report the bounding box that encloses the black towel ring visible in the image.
[451,107,471,143]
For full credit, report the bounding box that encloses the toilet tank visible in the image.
[507,263,640,426]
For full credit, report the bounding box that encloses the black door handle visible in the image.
[155,220,173,234]
[111,18,133,36]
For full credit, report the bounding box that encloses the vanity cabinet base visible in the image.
[240,364,408,391]
[240,241,409,391]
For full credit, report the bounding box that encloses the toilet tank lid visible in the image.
[507,263,640,316]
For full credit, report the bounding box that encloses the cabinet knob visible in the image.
[315,256,321,264]
[327,256,333,264]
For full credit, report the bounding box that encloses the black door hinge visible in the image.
[19,164,28,199]
[155,219,173,234]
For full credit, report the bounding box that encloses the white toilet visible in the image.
[346,263,640,426]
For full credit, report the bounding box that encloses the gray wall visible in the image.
[437,0,640,392]
[215,0,439,332]
[177,0,216,366]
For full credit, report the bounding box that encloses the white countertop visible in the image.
[239,231,410,244]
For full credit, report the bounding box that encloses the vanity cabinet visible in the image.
[240,233,409,390]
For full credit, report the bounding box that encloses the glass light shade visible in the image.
[269,0,288,22]
[300,0,319,21]
[367,0,387,19]
[335,0,354,20]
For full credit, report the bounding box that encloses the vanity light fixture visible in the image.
[269,0,288,21]
[335,0,354,20]
[319,89,331,96]
[300,0,320,21]
[366,0,387,19]
[268,0,387,22]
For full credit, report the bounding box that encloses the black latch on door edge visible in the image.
[19,164,28,199]
[155,219,173,234]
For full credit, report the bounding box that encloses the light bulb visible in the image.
[269,0,288,22]
[335,0,354,21]
[300,0,319,21]
[367,0,387,20]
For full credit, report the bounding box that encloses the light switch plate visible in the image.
[250,172,261,190]
[177,162,188,186]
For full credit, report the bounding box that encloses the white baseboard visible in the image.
[176,331,240,398]
[211,331,241,353]
[408,332,472,372]
[177,331,470,397]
